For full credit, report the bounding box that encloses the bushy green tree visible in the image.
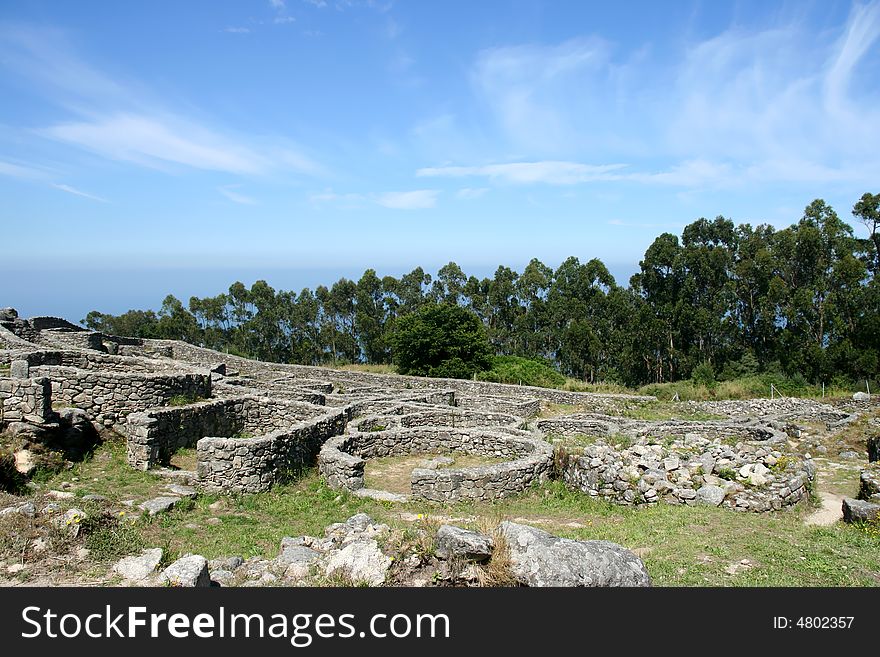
[389,303,492,379]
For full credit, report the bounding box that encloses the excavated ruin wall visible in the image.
[319,427,554,502]
[0,376,52,424]
[536,415,787,443]
[144,338,655,411]
[33,365,212,427]
[197,406,353,494]
[37,329,105,352]
[123,395,330,470]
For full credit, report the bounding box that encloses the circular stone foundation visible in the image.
[319,426,553,502]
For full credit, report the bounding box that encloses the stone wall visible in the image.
[537,414,787,443]
[143,338,656,411]
[0,377,52,424]
[123,395,330,470]
[456,395,541,418]
[319,427,553,502]
[124,398,242,469]
[197,406,353,493]
[38,329,105,352]
[35,365,212,426]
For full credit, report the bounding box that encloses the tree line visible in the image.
[83,194,880,387]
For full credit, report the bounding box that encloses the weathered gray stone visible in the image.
[499,521,651,587]
[114,548,163,582]
[161,555,211,587]
[842,497,880,524]
[166,484,198,498]
[138,496,179,516]
[435,525,494,562]
[323,539,391,586]
[695,485,726,507]
[852,391,870,401]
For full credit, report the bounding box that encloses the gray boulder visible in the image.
[435,525,494,562]
[842,498,880,524]
[499,521,651,587]
[139,497,179,516]
[323,539,391,586]
[114,548,163,582]
[161,555,211,587]
[853,392,870,401]
[695,485,726,507]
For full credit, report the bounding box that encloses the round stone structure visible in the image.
[319,426,554,502]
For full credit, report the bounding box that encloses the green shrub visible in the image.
[477,355,566,388]
[691,361,716,389]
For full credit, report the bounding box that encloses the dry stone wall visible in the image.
[319,427,553,502]
[0,376,52,424]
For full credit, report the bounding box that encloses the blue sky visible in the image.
[1,1,879,320]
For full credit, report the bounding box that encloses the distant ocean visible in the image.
[1,262,640,324]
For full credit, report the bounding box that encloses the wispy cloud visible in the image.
[51,183,108,203]
[460,2,880,188]
[218,185,257,205]
[0,159,50,180]
[223,27,251,34]
[418,161,626,185]
[455,187,488,200]
[0,24,323,179]
[376,189,437,209]
[311,188,437,209]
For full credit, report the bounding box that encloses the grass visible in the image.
[335,363,398,375]
[169,447,197,471]
[363,453,507,494]
[43,435,162,501]
[537,400,723,421]
[167,393,206,407]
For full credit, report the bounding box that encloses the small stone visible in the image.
[7,563,26,574]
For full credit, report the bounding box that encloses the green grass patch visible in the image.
[167,393,206,407]
[477,356,565,388]
[43,436,164,501]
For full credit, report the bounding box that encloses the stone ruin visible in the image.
[0,307,868,513]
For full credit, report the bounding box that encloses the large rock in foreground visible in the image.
[499,521,651,587]
[842,498,880,524]
[161,555,211,587]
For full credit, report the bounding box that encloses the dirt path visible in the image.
[804,491,843,526]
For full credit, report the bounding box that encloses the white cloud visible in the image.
[51,183,108,203]
[42,114,273,175]
[218,185,257,205]
[1,25,323,179]
[0,159,49,180]
[376,189,437,209]
[270,0,286,9]
[455,187,489,200]
[418,161,626,185]
[460,3,880,188]
[223,27,251,34]
[311,188,437,209]
[274,16,296,24]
